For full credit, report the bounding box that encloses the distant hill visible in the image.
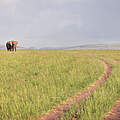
[1,43,120,50]
[39,44,120,50]
[17,46,25,49]
[65,44,120,50]
[0,45,5,49]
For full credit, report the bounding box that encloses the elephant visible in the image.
[6,41,13,51]
[6,41,18,51]
[11,41,18,51]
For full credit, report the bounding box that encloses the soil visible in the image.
[103,98,120,120]
[103,60,120,120]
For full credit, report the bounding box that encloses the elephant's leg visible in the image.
[15,47,16,51]
[11,45,14,51]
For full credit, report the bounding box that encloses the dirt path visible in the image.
[38,60,111,120]
[103,60,120,120]
[103,98,120,120]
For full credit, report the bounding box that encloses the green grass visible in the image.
[61,50,120,120]
[0,50,105,120]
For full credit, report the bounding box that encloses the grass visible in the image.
[0,50,105,120]
[61,50,120,120]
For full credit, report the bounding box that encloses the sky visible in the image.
[0,0,120,48]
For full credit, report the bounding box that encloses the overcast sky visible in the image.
[0,0,120,48]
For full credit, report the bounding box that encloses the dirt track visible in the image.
[103,60,120,120]
[103,98,120,120]
[38,59,111,120]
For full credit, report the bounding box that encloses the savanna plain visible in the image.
[0,50,120,120]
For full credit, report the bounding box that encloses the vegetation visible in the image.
[0,50,104,120]
[61,50,120,120]
[0,50,120,120]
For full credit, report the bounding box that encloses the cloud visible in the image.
[0,0,19,4]
[0,0,20,16]
[0,0,120,48]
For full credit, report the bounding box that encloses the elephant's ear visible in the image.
[15,41,18,45]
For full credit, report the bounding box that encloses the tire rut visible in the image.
[38,60,111,120]
[103,60,120,120]
[103,98,120,120]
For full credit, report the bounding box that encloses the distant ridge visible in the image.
[1,43,120,50]
[39,44,120,50]
[65,44,120,50]
[0,45,5,49]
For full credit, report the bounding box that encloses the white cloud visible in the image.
[0,0,20,16]
[0,0,18,4]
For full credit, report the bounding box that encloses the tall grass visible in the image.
[61,51,120,120]
[0,50,104,120]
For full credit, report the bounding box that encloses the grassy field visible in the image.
[0,50,120,120]
[61,50,120,120]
